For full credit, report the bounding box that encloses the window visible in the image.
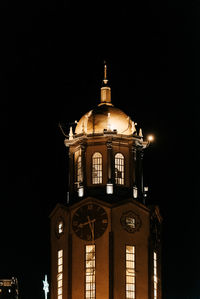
[126,245,135,299]
[85,245,95,299]
[115,153,124,185]
[153,252,158,299]
[58,221,63,234]
[57,250,63,299]
[56,218,64,237]
[92,153,102,184]
[77,155,83,183]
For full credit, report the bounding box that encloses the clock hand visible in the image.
[78,218,96,228]
[87,216,95,242]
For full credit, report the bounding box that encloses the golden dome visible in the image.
[75,63,135,136]
[75,104,134,135]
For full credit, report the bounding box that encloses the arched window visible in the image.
[77,155,83,183]
[115,153,124,185]
[92,152,102,184]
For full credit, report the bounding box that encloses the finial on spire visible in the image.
[139,128,143,139]
[69,126,74,140]
[100,61,112,106]
[103,61,108,85]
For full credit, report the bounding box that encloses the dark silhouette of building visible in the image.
[50,64,162,299]
[0,278,19,299]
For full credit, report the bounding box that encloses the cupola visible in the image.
[64,63,150,204]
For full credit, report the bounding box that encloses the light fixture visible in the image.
[133,186,138,199]
[144,186,148,198]
[78,185,84,197]
[106,183,113,194]
[147,135,154,142]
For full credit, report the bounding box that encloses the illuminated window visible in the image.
[126,245,135,299]
[153,252,158,299]
[57,249,63,299]
[85,245,95,299]
[77,155,83,183]
[92,153,102,184]
[58,221,63,234]
[115,153,124,185]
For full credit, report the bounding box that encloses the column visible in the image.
[106,140,113,194]
[80,143,86,185]
[68,150,74,198]
[138,150,144,202]
[107,140,112,182]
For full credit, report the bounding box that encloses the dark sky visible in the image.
[1,0,199,298]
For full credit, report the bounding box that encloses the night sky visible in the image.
[2,0,199,298]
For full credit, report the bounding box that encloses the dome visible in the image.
[75,104,134,135]
[75,62,136,136]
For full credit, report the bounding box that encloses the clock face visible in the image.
[120,210,142,233]
[72,203,108,241]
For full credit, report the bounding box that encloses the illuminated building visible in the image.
[50,63,162,299]
[0,278,19,299]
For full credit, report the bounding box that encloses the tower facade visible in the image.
[50,64,162,299]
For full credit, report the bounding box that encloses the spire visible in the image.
[100,61,112,106]
[103,61,108,85]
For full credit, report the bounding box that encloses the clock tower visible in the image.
[50,63,162,299]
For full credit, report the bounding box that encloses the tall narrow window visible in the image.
[126,245,135,299]
[57,250,63,299]
[153,252,158,299]
[85,245,96,299]
[115,153,124,185]
[77,155,83,183]
[92,152,102,184]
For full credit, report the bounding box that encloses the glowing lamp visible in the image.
[133,186,138,199]
[106,183,113,194]
[144,186,148,198]
[78,186,84,197]
[147,135,154,142]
